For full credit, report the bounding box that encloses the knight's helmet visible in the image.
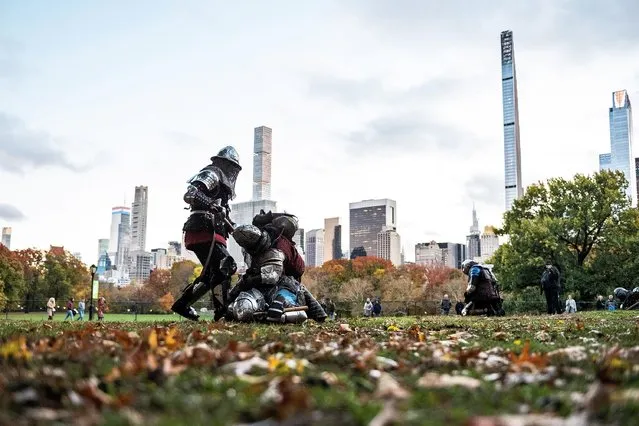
[614,287,629,300]
[232,224,271,256]
[231,288,267,322]
[210,146,242,199]
[461,259,477,276]
[272,215,299,240]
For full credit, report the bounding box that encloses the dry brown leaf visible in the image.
[148,329,158,350]
[375,373,410,400]
[77,378,113,408]
[547,346,588,362]
[493,331,508,341]
[339,323,353,333]
[417,372,481,389]
[509,341,548,370]
[369,400,400,426]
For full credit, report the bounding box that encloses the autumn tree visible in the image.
[13,248,45,312]
[0,245,25,308]
[168,261,197,297]
[147,269,172,300]
[340,278,374,303]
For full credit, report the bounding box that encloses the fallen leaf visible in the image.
[148,329,158,350]
[369,400,400,426]
[375,373,410,400]
[339,323,352,333]
[417,373,481,389]
[223,356,269,375]
[493,331,508,341]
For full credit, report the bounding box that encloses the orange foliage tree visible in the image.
[158,292,175,312]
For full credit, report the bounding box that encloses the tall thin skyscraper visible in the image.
[466,204,481,260]
[131,186,148,252]
[253,126,272,201]
[599,90,635,205]
[501,30,523,211]
[97,238,109,262]
[635,157,639,203]
[228,125,277,268]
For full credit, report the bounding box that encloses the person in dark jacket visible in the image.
[372,299,382,317]
[440,294,451,315]
[540,264,561,314]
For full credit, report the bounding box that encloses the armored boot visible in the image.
[172,278,210,321]
[301,286,327,322]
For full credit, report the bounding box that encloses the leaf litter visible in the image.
[0,313,638,425]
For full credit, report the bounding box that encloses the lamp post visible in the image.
[89,264,97,320]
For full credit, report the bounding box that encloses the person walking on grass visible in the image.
[440,294,451,315]
[64,298,75,320]
[76,299,85,320]
[46,297,56,320]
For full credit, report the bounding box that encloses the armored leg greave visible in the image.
[301,286,327,322]
[172,278,211,321]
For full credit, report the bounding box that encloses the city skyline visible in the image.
[2,1,638,264]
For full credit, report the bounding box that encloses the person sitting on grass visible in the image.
[606,295,616,311]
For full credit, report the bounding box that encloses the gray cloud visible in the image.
[306,74,462,106]
[465,174,503,207]
[0,113,87,174]
[342,0,639,54]
[343,112,482,155]
[0,203,25,221]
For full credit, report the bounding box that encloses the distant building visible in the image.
[97,239,109,263]
[377,226,401,266]
[1,227,11,249]
[479,226,500,262]
[466,204,481,260]
[599,90,635,205]
[293,228,305,253]
[323,217,340,263]
[501,30,523,211]
[305,229,324,267]
[415,241,465,268]
[438,242,466,269]
[131,186,148,252]
[167,241,181,256]
[332,224,343,260]
[349,199,397,259]
[253,126,272,201]
[130,250,152,283]
[415,241,443,266]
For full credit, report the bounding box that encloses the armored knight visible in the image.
[228,224,327,323]
[171,146,241,321]
[460,259,504,316]
[252,211,305,281]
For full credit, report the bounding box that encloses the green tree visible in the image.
[493,170,637,300]
[0,245,26,308]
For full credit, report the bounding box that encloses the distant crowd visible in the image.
[45,297,108,321]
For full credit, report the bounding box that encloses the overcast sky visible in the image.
[1,0,638,264]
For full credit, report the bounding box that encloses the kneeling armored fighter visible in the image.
[614,287,639,310]
[227,224,327,323]
[460,259,505,316]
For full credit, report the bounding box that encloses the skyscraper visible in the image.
[253,126,272,201]
[377,226,401,266]
[1,227,11,249]
[349,199,397,259]
[228,125,277,268]
[480,226,500,262]
[599,90,635,205]
[109,206,131,284]
[466,204,481,260]
[305,229,324,267]
[323,217,340,263]
[97,239,109,262]
[333,224,343,259]
[501,30,523,211]
[635,157,639,203]
[131,186,148,252]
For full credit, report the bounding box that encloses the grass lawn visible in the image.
[1,311,638,425]
[3,311,193,322]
